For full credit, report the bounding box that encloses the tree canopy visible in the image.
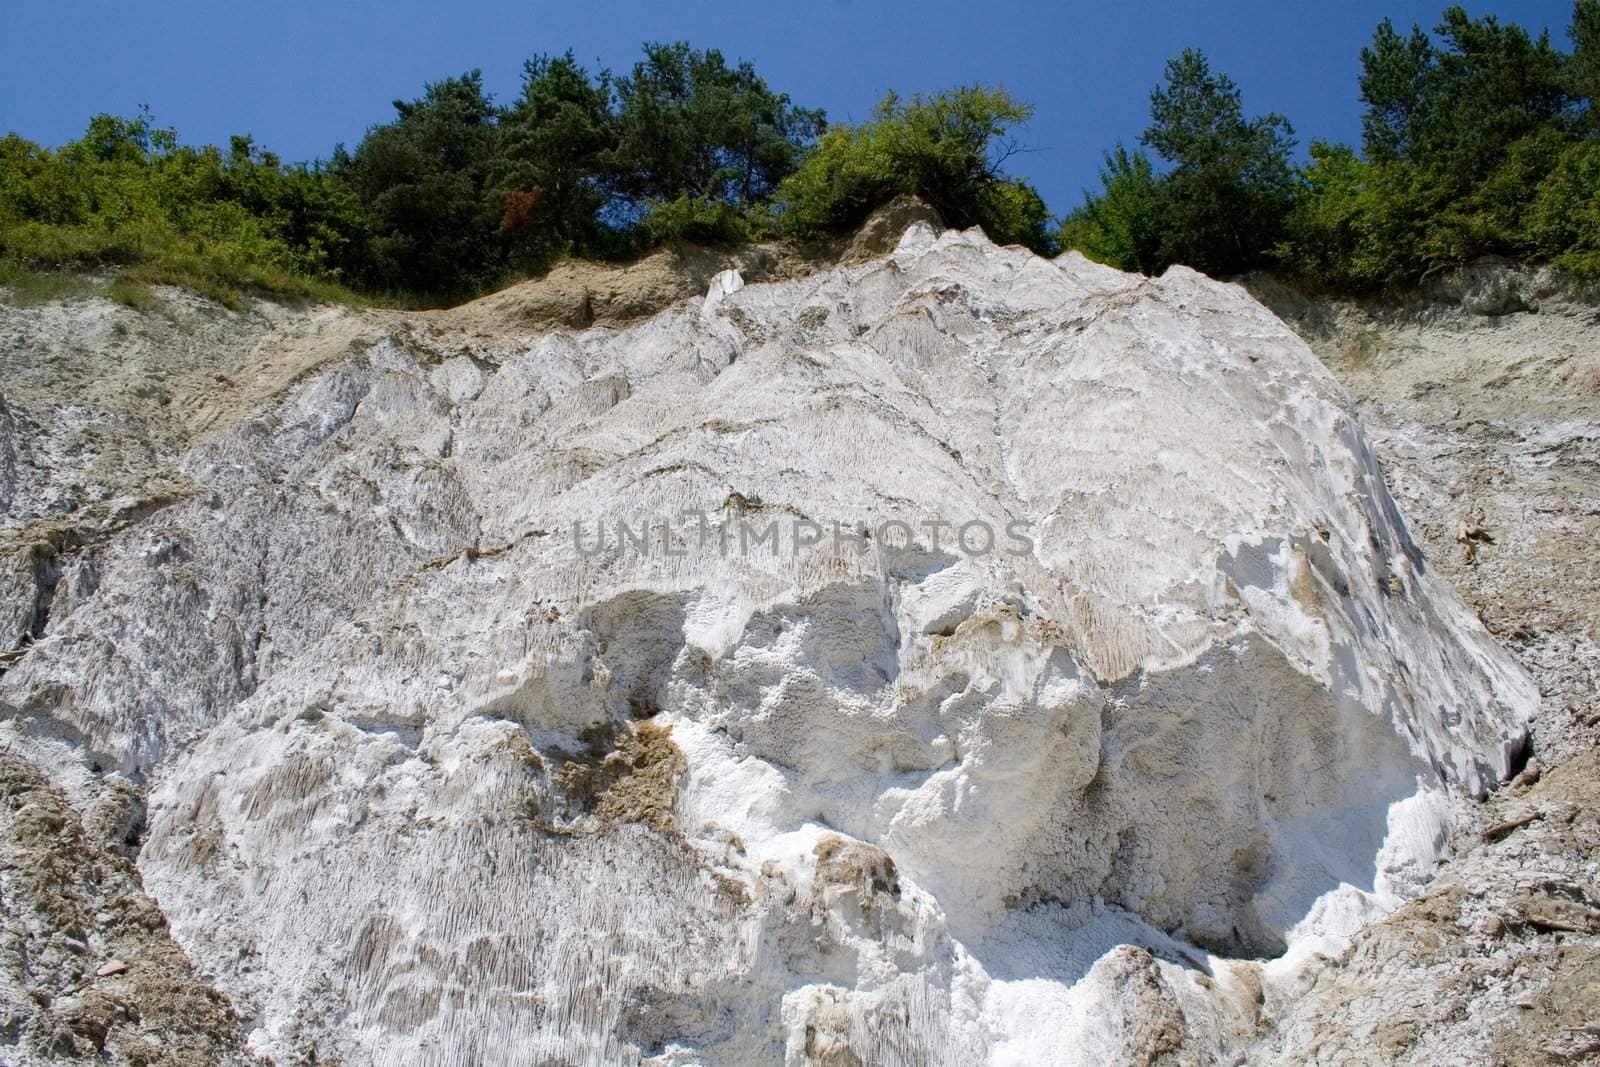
[7,6,1600,307]
[1063,2,1600,288]
[775,86,1054,254]
[1059,48,1295,276]
[346,71,503,295]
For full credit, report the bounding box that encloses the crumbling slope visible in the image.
[0,222,1544,1066]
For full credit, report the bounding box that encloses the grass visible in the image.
[116,253,364,311]
[1,255,379,315]
[0,258,93,306]
[104,275,159,312]
[0,220,378,311]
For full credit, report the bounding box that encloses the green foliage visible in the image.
[1142,49,1296,275]
[1067,4,1600,290]
[337,43,825,287]
[1282,2,1597,290]
[766,124,889,236]
[1278,143,1453,287]
[345,71,503,296]
[607,43,824,209]
[0,112,370,307]
[636,194,763,246]
[1570,0,1600,130]
[12,14,1600,307]
[1279,133,1594,292]
[1359,19,1439,162]
[104,275,159,311]
[494,52,615,268]
[774,87,1054,253]
[1360,7,1570,180]
[1527,138,1600,276]
[974,177,1054,255]
[1060,49,1294,276]
[1055,146,1164,273]
[1473,126,1569,246]
[1,41,833,306]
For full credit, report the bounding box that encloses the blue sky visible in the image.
[0,0,1580,215]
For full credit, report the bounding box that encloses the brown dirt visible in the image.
[1243,265,1600,1066]
[0,754,253,1063]
[536,719,687,835]
[437,195,940,337]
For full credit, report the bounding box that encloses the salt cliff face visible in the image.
[0,223,1537,1065]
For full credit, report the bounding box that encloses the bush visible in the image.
[774,87,1055,254]
[0,257,92,306]
[636,194,763,246]
[0,116,371,307]
[1277,144,1443,288]
[1056,147,1163,273]
[1528,139,1600,277]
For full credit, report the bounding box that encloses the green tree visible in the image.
[1139,48,1296,275]
[1359,7,1570,179]
[1056,145,1164,273]
[1296,3,1588,286]
[607,42,824,211]
[494,52,615,267]
[774,86,1054,253]
[346,71,503,295]
[1359,19,1439,162]
[1571,0,1600,131]
[61,108,172,165]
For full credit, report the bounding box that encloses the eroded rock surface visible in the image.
[1239,271,1600,1066]
[0,224,1545,1065]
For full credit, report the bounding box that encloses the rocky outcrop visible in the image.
[1238,268,1600,1066]
[0,754,250,1064]
[0,221,1546,1065]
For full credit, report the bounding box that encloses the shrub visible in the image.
[1528,139,1600,277]
[0,116,372,308]
[1057,146,1165,273]
[636,194,762,246]
[1284,143,1500,289]
[774,87,1054,254]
